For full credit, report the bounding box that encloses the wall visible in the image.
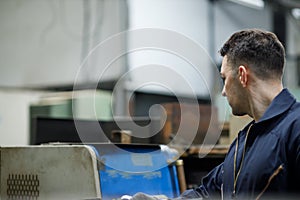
[286,12,300,88]
[126,0,272,100]
[214,1,272,63]
[0,0,128,88]
[127,0,213,98]
[0,89,44,145]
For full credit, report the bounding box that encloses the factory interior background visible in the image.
[1,0,300,146]
[1,0,300,198]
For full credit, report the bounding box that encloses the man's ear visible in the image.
[238,65,248,87]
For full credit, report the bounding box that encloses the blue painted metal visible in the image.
[89,144,180,200]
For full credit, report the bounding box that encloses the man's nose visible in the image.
[221,87,226,97]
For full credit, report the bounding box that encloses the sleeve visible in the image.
[293,122,300,187]
[176,163,224,199]
[287,116,300,193]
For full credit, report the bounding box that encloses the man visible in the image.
[127,29,300,200]
[178,29,300,199]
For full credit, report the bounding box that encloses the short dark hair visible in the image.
[219,29,285,80]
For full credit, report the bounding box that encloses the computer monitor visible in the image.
[31,117,163,145]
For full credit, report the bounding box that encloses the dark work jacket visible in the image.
[178,89,300,200]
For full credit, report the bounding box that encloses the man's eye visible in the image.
[221,77,225,83]
[219,77,225,88]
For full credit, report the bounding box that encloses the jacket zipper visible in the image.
[255,164,284,200]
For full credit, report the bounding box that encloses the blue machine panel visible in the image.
[90,144,180,200]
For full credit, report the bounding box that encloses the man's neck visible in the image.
[247,81,283,122]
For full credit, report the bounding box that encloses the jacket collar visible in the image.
[256,88,296,123]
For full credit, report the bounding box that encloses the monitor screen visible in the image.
[31,117,162,145]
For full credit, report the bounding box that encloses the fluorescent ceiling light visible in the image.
[292,8,300,19]
[228,0,265,9]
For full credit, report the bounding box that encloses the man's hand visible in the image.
[121,193,168,200]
